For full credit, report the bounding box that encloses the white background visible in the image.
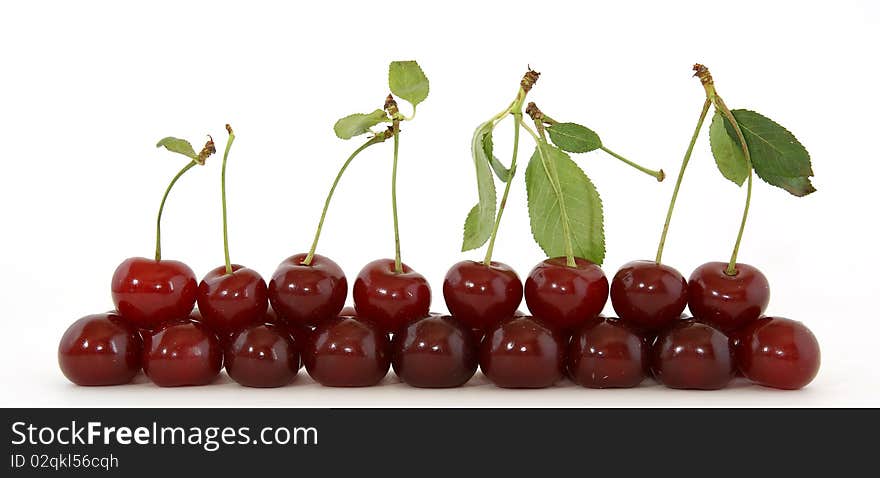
[1,0,877,407]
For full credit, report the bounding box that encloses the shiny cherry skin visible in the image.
[567,317,647,388]
[611,260,687,331]
[225,321,299,388]
[688,261,769,333]
[651,320,735,390]
[524,257,609,332]
[443,260,523,333]
[735,317,820,390]
[392,315,478,388]
[142,320,223,387]
[303,316,390,387]
[353,259,431,334]
[480,316,565,388]
[268,253,347,326]
[58,313,143,386]
[112,257,198,329]
[197,264,268,336]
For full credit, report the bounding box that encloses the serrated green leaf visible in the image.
[462,122,497,251]
[388,60,429,107]
[709,110,749,186]
[525,143,605,264]
[756,173,816,197]
[482,131,510,182]
[727,109,813,178]
[547,122,602,153]
[333,109,389,140]
[156,137,198,160]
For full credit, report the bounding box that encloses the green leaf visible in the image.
[547,122,602,153]
[756,173,816,197]
[156,137,198,160]
[388,60,429,107]
[333,109,389,140]
[525,143,605,264]
[482,130,510,182]
[461,122,497,251]
[709,110,749,186]
[727,109,813,178]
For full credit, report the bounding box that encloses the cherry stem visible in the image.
[715,97,753,276]
[655,98,712,264]
[154,160,197,261]
[303,135,384,266]
[600,146,665,181]
[391,120,403,273]
[220,125,236,275]
[483,113,522,266]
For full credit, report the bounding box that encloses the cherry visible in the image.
[303,316,390,387]
[687,261,769,333]
[268,253,347,326]
[442,260,522,333]
[225,321,299,388]
[391,315,478,388]
[524,257,609,332]
[353,259,431,334]
[197,265,268,336]
[567,317,647,388]
[651,320,735,390]
[610,260,687,331]
[111,257,198,329]
[735,317,820,390]
[58,313,143,386]
[480,315,565,388]
[142,319,223,387]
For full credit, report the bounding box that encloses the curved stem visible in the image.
[483,115,522,265]
[220,129,236,274]
[391,121,402,273]
[155,160,197,261]
[728,168,752,275]
[303,136,383,266]
[600,146,665,181]
[655,99,711,264]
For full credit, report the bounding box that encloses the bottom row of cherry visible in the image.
[58,306,819,391]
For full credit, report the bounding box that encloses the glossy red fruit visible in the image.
[392,315,478,388]
[225,322,299,388]
[735,317,820,390]
[197,264,268,336]
[442,260,522,333]
[58,313,143,386]
[687,262,769,333]
[567,317,647,388]
[611,260,687,331]
[524,257,609,332]
[651,320,735,390]
[112,257,198,329]
[480,316,565,388]
[303,316,390,387]
[353,259,431,334]
[142,320,223,387]
[268,253,347,326]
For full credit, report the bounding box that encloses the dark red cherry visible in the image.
[268,253,347,326]
[611,260,687,331]
[197,264,268,336]
[58,313,143,386]
[524,257,609,332]
[353,259,431,334]
[442,260,522,333]
[303,316,390,387]
[142,320,222,387]
[111,257,198,329]
[567,317,647,388]
[735,317,820,390]
[392,315,478,388]
[225,321,299,388]
[480,316,565,388]
[687,261,769,333]
[651,320,735,390]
